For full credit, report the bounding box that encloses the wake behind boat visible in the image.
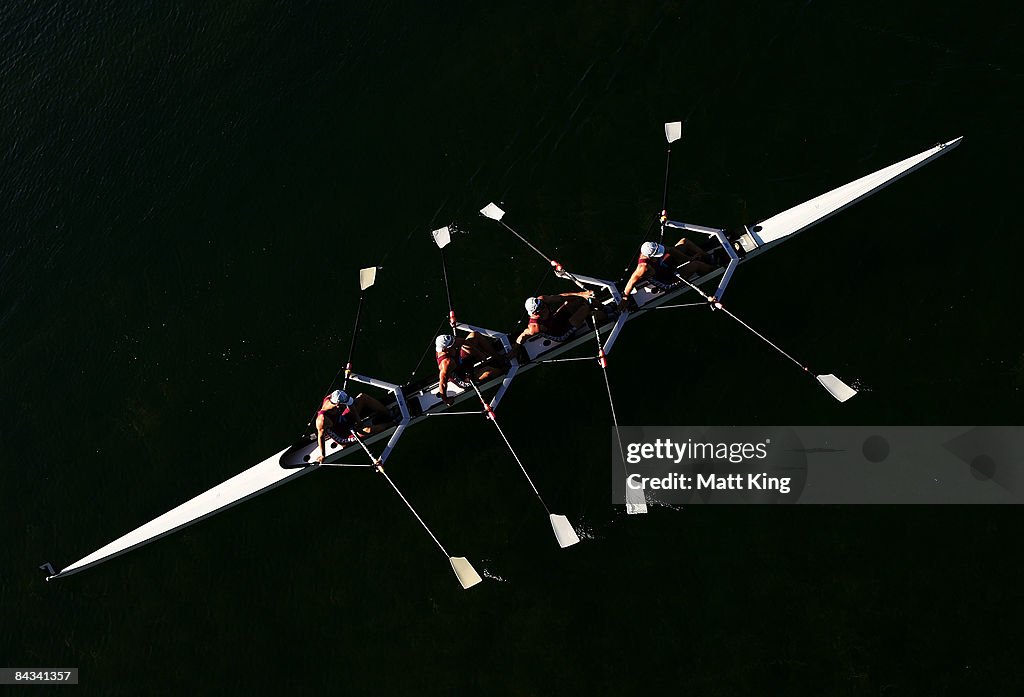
[44,133,962,588]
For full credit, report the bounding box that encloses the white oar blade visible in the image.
[817,374,858,402]
[358,267,377,291]
[549,514,580,548]
[626,481,648,515]
[449,556,483,589]
[431,226,452,249]
[480,202,505,221]
[664,121,682,144]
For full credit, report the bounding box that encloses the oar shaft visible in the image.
[410,317,449,378]
[376,466,451,558]
[498,220,555,266]
[661,146,673,213]
[299,284,368,434]
[440,246,455,328]
[348,428,451,558]
[588,316,629,475]
[673,272,811,374]
[715,305,808,372]
[659,145,673,244]
[468,382,550,513]
[349,429,381,464]
[342,292,366,391]
[652,301,705,310]
[538,356,597,364]
[498,220,588,292]
[601,363,629,475]
[492,417,547,508]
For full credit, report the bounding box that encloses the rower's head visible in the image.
[524,297,543,316]
[640,241,665,259]
[435,334,455,353]
[329,389,354,406]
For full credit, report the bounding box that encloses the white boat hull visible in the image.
[50,449,307,579]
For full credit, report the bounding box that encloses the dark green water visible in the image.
[3,1,1022,694]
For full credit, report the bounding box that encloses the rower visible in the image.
[435,332,501,405]
[315,389,391,463]
[618,240,716,310]
[515,291,597,346]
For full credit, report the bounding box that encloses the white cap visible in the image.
[329,389,354,406]
[525,297,542,315]
[435,334,455,352]
[640,241,665,258]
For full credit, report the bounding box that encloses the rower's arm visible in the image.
[515,324,538,345]
[620,266,646,302]
[437,358,450,399]
[315,414,327,462]
[541,291,593,301]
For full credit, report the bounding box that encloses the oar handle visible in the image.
[550,261,592,294]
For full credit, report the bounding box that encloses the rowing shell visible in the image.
[46,137,962,581]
